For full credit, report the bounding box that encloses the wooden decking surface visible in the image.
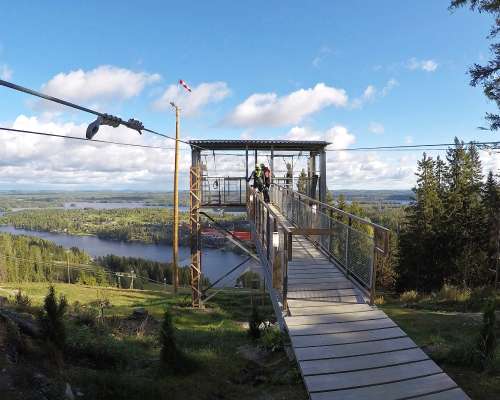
[283,236,470,400]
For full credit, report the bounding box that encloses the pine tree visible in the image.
[398,153,444,291]
[296,169,308,194]
[443,139,485,287]
[482,171,500,285]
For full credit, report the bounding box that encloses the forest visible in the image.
[397,139,499,292]
[324,139,499,294]
[0,208,246,246]
[0,233,205,288]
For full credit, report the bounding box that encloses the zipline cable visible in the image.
[0,127,177,150]
[1,80,498,155]
[0,79,211,152]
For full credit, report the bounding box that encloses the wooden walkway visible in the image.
[283,236,470,400]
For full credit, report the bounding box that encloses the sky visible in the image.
[0,0,498,191]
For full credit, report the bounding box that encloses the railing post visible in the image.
[346,217,352,278]
[283,231,290,313]
[370,246,378,306]
[328,208,333,258]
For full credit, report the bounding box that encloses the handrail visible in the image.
[272,183,391,234]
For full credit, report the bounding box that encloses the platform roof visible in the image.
[189,139,330,152]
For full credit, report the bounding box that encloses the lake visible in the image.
[0,225,260,287]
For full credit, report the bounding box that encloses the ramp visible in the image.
[248,187,471,400]
[283,236,470,400]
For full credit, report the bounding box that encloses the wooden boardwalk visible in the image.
[283,236,470,400]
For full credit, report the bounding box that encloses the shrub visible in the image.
[438,284,471,303]
[73,302,98,327]
[13,289,32,310]
[248,302,263,339]
[468,286,495,310]
[477,299,497,371]
[400,290,419,304]
[66,325,128,369]
[374,295,385,305]
[38,285,68,351]
[261,326,283,352]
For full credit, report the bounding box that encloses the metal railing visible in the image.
[247,186,340,313]
[269,184,390,304]
[201,176,247,206]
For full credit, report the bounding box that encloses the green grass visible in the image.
[381,303,500,400]
[0,282,306,400]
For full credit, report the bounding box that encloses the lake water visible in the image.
[0,225,259,287]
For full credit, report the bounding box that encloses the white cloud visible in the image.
[351,85,376,108]
[286,126,323,141]
[40,66,161,104]
[369,122,384,134]
[351,79,397,108]
[225,83,348,128]
[0,114,192,189]
[312,46,332,68]
[381,78,398,96]
[153,81,230,116]
[407,58,438,72]
[284,125,415,188]
[286,125,355,149]
[0,63,12,80]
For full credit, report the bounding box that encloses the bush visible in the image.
[400,290,419,304]
[477,299,497,371]
[13,289,32,310]
[72,301,98,327]
[38,285,68,351]
[438,284,471,303]
[446,299,497,371]
[261,326,283,352]
[248,302,263,339]
[66,325,128,369]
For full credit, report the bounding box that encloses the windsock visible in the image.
[179,79,192,92]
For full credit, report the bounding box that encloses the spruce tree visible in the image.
[483,171,500,285]
[398,153,444,290]
[443,139,485,287]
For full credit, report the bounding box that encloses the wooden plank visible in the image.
[291,326,407,348]
[288,271,343,278]
[309,373,459,400]
[288,282,354,292]
[286,309,387,326]
[288,276,349,284]
[287,288,359,298]
[413,388,471,400]
[288,303,372,316]
[289,259,332,264]
[304,359,441,392]
[300,347,429,375]
[287,299,368,309]
[294,337,418,361]
[288,318,396,336]
[288,267,340,274]
[288,264,337,270]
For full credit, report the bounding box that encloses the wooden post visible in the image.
[172,104,180,294]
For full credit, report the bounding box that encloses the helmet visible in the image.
[260,163,265,169]
[255,164,261,170]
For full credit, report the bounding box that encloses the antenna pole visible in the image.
[172,104,180,294]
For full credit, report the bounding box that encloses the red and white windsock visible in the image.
[179,79,192,92]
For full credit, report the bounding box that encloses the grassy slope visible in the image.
[0,283,307,400]
[381,303,500,400]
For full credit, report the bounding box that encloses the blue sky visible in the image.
[0,1,497,190]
